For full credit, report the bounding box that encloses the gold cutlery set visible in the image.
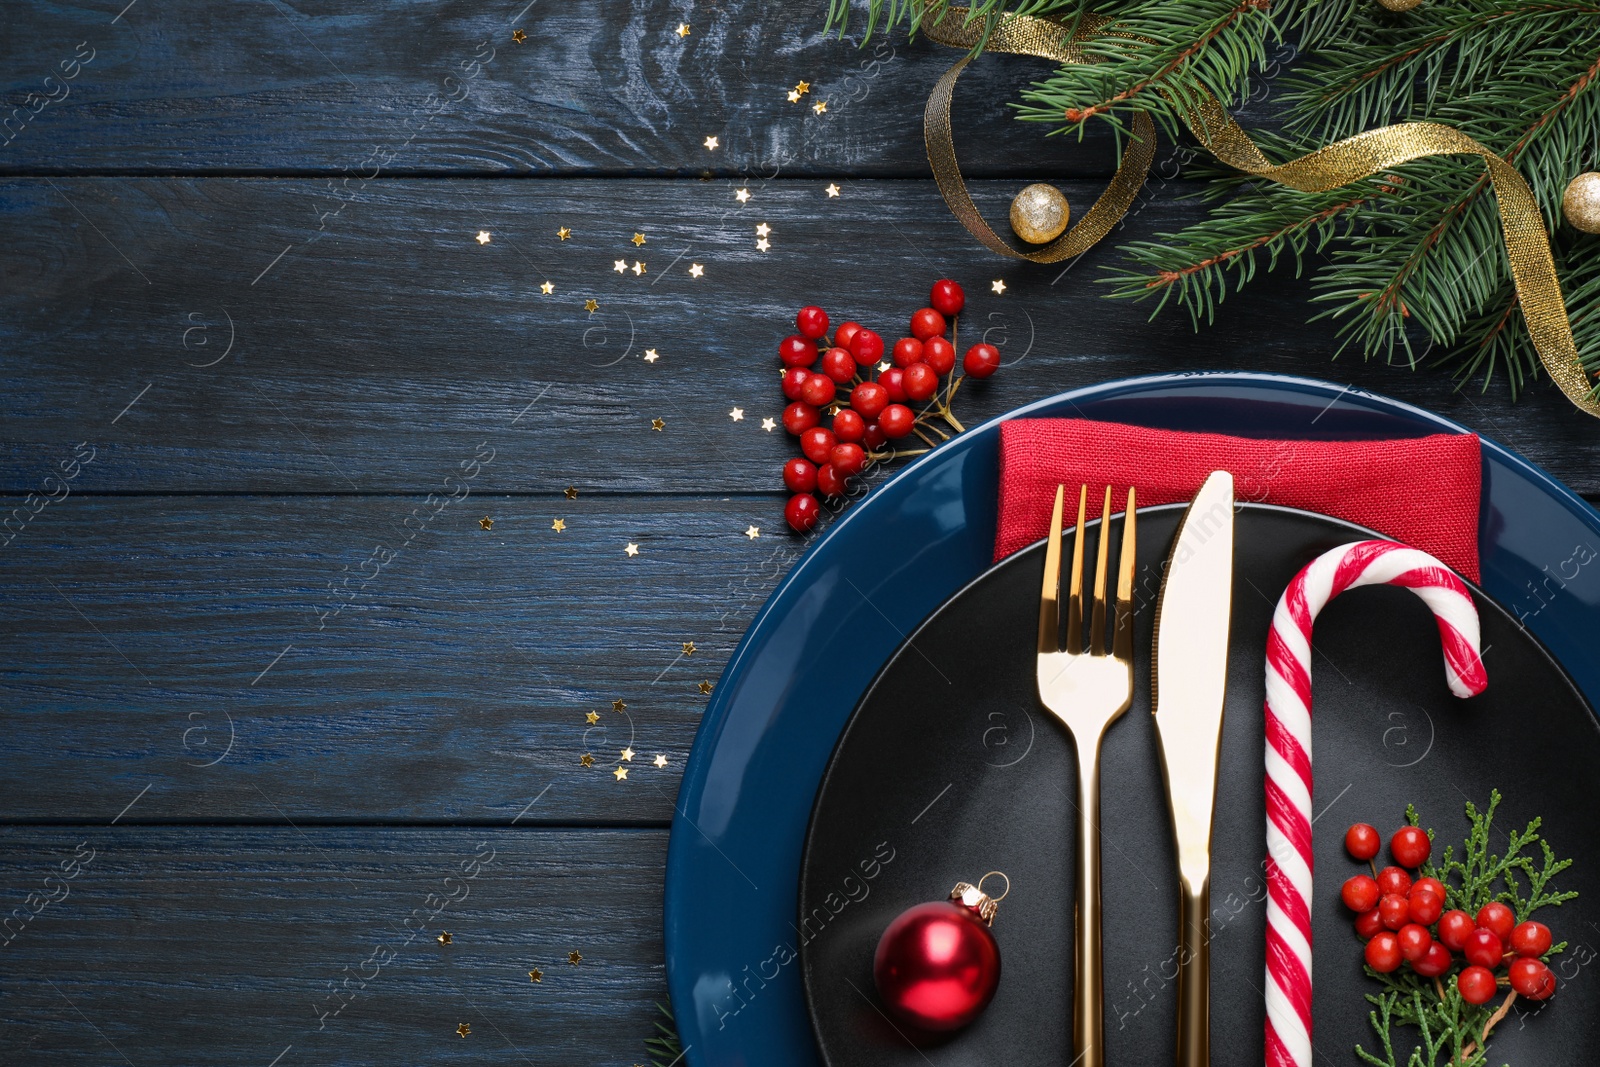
[1036,470,1235,1067]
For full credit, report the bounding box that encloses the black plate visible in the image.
[799,504,1600,1067]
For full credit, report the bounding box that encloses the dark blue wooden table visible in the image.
[2,2,1594,1063]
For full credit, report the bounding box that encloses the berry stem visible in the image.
[1460,989,1518,1061]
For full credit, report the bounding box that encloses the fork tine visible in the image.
[1037,484,1065,654]
[1090,484,1112,654]
[1064,485,1088,655]
[1114,486,1137,663]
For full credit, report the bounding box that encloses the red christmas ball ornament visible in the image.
[873,874,1006,1033]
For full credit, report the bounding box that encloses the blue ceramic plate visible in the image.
[664,372,1600,1067]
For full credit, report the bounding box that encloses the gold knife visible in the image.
[1151,470,1235,1067]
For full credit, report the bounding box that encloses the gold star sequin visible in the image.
[438,931,453,944]
[654,754,669,768]
[557,227,571,240]
[704,135,719,150]
[569,950,584,965]
[475,231,492,245]
[625,543,639,557]
[756,238,770,252]
[585,710,600,725]
[761,417,776,432]
[787,90,801,103]
[825,183,841,197]
[457,1023,471,1038]
[756,222,772,237]
[512,29,527,43]
[676,22,690,37]
[540,281,554,294]
[796,80,811,95]
[613,699,627,712]
[614,258,628,274]
[689,263,705,278]
[529,968,543,982]
[813,100,828,114]
[580,753,595,768]
[745,526,760,539]
[632,233,646,247]
[479,516,493,530]
[729,407,744,421]
[991,279,1007,295]
[682,641,696,656]
[565,486,579,499]
[620,747,635,762]
[584,298,599,312]
[735,188,751,203]
[698,680,713,694]
[551,518,566,532]
[613,765,628,780]
[644,349,660,363]
[632,260,646,276]
[651,417,665,431]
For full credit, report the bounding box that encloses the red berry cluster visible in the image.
[777,279,1002,532]
[1342,822,1558,1005]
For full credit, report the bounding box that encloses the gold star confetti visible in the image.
[796,80,812,94]
[682,641,697,656]
[569,950,584,965]
[689,263,705,278]
[540,281,554,294]
[704,135,720,150]
[580,753,595,768]
[613,699,627,712]
[529,968,543,982]
[991,279,1007,295]
[698,680,713,694]
[512,29,527,43]
[654,754,669,768]
[614,258,628,274]
[551,518,566,532]
[787,90,801,103]
[438,931,453,944]
[813,100,828,114]
[632,260,646,276]
[826,402,843,416]
[620,747,635,762]
[457,1023,471,1038]
[584,298,600,312]
[877,360,892,373]
[479,516,493,530]
[735,188,751,203]
[632,232,647,247]
[613,765,628,780]
[625,543,639,557]
[756,222,772,237]
[585,710,600,725]
[676,22,690,37]
[756,237,770,252]
[565,485,579,499]
[729,407,744,421]
[651,417,665,431]
[761,416,776,432]
[475,230,492,245]
[825,183,841,197]
[557,227,571,240]
[644,348,660,363]
[745,525,760,539]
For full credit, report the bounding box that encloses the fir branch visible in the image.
[645,1001,684,1067]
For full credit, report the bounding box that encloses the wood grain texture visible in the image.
[4,177,1592,497]
[0,827,666,1065]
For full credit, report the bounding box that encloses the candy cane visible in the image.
[1262,540,1487,1067]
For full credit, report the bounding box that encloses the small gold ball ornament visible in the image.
[1009,183,1071,245]
[1377,0,1422,11]
[1562,172,1600,234]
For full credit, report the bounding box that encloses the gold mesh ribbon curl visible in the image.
[920,8,1600,417]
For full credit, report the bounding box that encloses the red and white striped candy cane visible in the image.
[1263,540,1487,1067]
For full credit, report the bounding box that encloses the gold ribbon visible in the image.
[920,8,1600,417]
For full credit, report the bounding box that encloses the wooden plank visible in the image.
[0,826,667,1065]
[0,0,1263,178]
[0,494,785,823]
[4,177,1592,497]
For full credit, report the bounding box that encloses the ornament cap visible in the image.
[949,871,1009,925]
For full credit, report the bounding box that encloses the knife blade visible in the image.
[1151,468,1235,1067]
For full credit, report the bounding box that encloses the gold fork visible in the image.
[1036,484,1137,1067]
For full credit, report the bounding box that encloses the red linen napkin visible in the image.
[995,419,1482,582]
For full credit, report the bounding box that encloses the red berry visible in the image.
[922,335,956,375]
[892,337,924,368]
[863,423,887,451]
[1463,928,1503,969]
[832,409,865,443]
[1342,875,1380,913]
[821,347,857,384]
[1438,910,1475,951]
[1510,920,1552,958]
[1413,943,1453,978]
[1477,902,1515,944]
[1457,965,1498,1005]
[930,278,965,317]
[849,328,884,366]
[1365,932,1403,973]
[1390,826,1431,868]
[783,457,817,494]
[815,463,847,498]
[1376,867,1413,897]
[910,307,946,340]
[833,321,862,352]
[800,373,836,408]
[879,404,915,439]
[1398,923,1433,963]
[800,427,837,465]
[963,342,1001,379]
[850,381,889,421]
[796,305,830,340]
[1509,957,1556,1000]
[1379,893,1411,931]
[1354,907,1385,940]
[1345,824,1382,861]
[785,493,819,532]
[1411,877,1446,902]
[877,367,907,403]
[782,401,820,436]
[831,442,867,477]
[902,362,939,402]
[782,366,811,401]
[1408,889,1444,926]
[779,334,816,367]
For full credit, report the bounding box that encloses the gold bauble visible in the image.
[1562,171,1600,234]
[1377,0,1422,10]
[1009,183,1071,244]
